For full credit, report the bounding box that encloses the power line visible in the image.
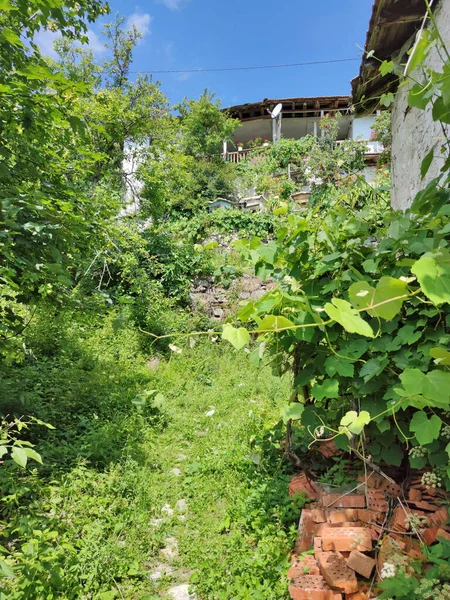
[130,57,360,75]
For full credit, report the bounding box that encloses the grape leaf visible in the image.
[411,249,450,305]
[312,379,339,401]
[222,324,250,350]
[410,411,442,445]
[324,298,374,338]
[281,403,304,424]
[340,410,370,435]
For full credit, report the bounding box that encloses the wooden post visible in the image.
[313,120,318,137]
[288,163,291,180]
[223,140,228,160]
[320,110,325,137]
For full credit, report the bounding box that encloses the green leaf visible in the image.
[23,448,43,464]
[380,60,395,76]
[281,403,304,424]
[382,443,404,467]
[406,29,430,75]
[222,324,250,350]
[430,347,450,365]
[432,96,450,125]
[0,560,14,579]
[0,446,8,458]
[380,92,394,107]
[408,83,432,110]
[411,249,450,305]
[409,452,428,469]
[399,368,426,395]
[324,298,374,338]
[421,149,434,180]
[10,446,27,468]
[256,315,295,333]
[422,370,450,406]
[324,355,355,378]
[410,411,442,445]
[360,358,387,382]
[312,379,339,401]
[349,277,408,321]
[340,410,370,435]
[0,28,23,47]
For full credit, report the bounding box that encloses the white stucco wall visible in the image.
[391,0,450,211]
[352,116,376,140]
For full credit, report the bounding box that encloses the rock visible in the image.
[161,536,178,560]
[213,308,224,318]
[167,584,196,600]
[171,468,182,477]
[161,504,174,517]
[175,499,188,513]
[147,357,160,370]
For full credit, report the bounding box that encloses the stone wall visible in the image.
[391,0,450,211]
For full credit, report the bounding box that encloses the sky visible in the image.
[36,0,374,109]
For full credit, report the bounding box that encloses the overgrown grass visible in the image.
[0,311,302,599]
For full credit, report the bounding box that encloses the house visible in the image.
[223,96,383,165]
[352,0,450,211]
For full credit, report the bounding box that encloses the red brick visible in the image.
[288,555,321,578]
[345,593,368,600]
[289,473,321,500]
[429,506,449,527]
[391,506,427,532]
[408,489,422,502]
[412,501,439,512]
[358,509,383,525]
[318,439,341,458]
[321,527,372,552]
[316,522,364,536]
[357,473,384,489]
[322,494,366,509]
[378,479,401,499]
[314,537,323,558]
[328,509,360,524]
[366,490,388,512]
[422,528,439,546]
[296,510,316,552]
[313,509,327,523]
[317,551,358,594]
[289,574,343,600]
[346,550,375,579]
[437,528,450,541]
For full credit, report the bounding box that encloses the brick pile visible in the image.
[288,472,450,600]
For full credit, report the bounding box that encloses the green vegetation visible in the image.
[2,0,450,598]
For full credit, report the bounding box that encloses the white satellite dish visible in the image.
[271,103,282,118]
[267,103,283,143]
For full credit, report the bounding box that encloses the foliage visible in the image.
[221,18,450,490]
[176,90,239,158]
[372,111,392,166]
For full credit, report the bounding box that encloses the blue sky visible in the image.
[37,0,374,108]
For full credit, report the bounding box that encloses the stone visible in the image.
[322,494,366,509]
[317,551,358,594]
[213,308,224,318]
[346,550,376,579]
[161,504,174,517]
[171,468,182,477]
[289,574,343,600]
[161,537,178,560]
[321,527,372,552]
[168,584,196,600]
[175,499,188,513]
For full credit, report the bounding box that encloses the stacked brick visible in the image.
[288,472,450,600]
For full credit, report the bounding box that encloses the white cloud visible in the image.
[176,71,191,82]
[160,0,189,11]
[160,41,174,62]
[127,12,152,37]
[34,29,60,58]
[86,29,106,55]
[34,27,106,57]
